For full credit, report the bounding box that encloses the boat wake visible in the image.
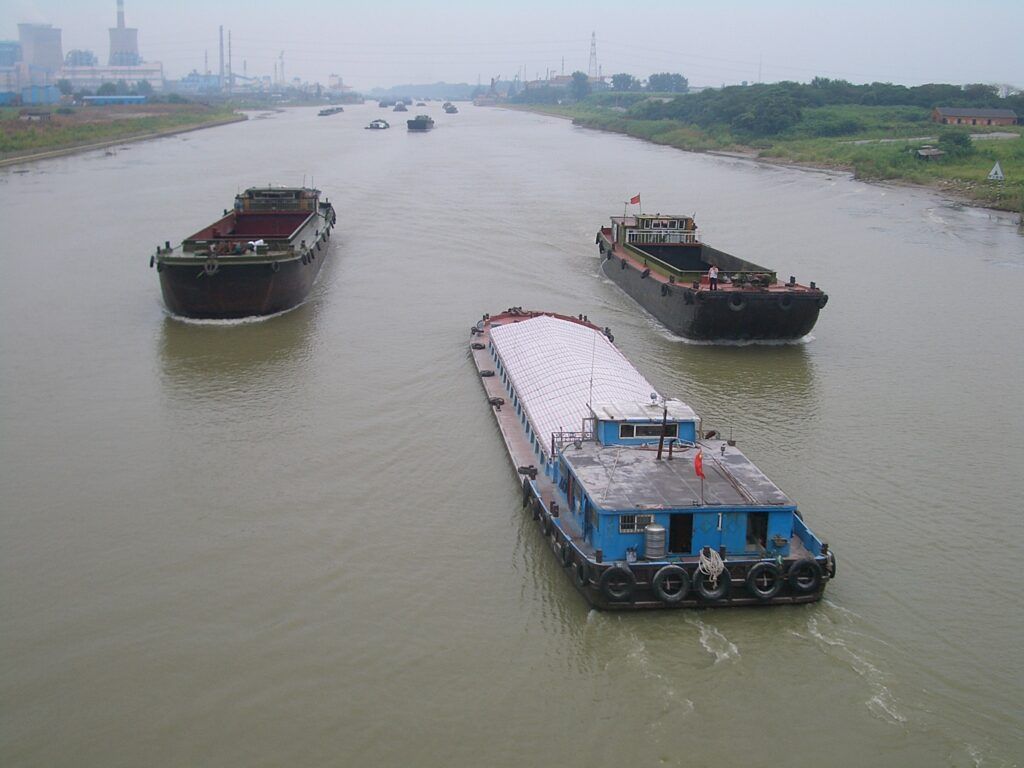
[793,609,907,725]
[163,303,304,326]
[687,617,740,664]
[658,325,815,347]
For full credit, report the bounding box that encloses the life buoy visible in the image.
[788,559,822,594]
[694,566,732,601]
[728,294,746,311]
[574,560,591,588]
[271,261,280,273]
[745,562,783,600]
[599,565,636,602]
[652,565,690,604]
[204,259,219,276]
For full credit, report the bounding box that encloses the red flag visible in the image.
[694,451,705,479]
[629,194,641,205]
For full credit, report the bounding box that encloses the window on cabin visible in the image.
[619,424,635,438]
[619,514,654,533]
[635,424,678,438]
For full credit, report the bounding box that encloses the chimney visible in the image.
[218,25,224,88]
[117,0,125,29]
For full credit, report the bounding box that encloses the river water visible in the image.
[2,105,1022,767]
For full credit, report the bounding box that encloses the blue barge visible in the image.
[471,309,836,609]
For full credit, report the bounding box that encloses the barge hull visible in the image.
[600,252,822,341]
[158,254,325,319]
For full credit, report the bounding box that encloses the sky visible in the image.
[5,0,1023,91]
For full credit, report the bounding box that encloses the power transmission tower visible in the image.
[588,32,598,78]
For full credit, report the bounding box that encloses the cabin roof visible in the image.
[490,315,676,448]
[933,107,1017,119]
[563,440,792,510]
[591,400,697,422]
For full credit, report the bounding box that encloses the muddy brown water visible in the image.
[2,105,1022,767]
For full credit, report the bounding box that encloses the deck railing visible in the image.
[550,430,595,456]
[627,230,699,245]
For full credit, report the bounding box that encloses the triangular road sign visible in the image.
[987,161,1004,181]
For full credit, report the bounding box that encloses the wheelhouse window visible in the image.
[619,514,654,533]
[619,424,635,438]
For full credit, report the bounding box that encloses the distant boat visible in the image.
[407,114,434,131]
[444,103,458,114]
[365,119,390,130]
[318,106,344,116]
[393,102,408,112]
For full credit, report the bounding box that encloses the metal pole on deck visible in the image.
[656,400,668,460]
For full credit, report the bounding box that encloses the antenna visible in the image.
[587,329,597,408]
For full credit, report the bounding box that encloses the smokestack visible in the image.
[117,0,125,29]
[227,30,232,92]
[218,25,224,88]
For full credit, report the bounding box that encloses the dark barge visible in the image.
[407,114,435,131]
[151,186,336,320]
[597,213,827,341]
[471,309,836,609]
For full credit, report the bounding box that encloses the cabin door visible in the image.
[668,514,693,554]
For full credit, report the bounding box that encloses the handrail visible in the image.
[551,430,595,456]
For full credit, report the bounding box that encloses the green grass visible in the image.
[0,108,242,158]
[517,102,1023,211]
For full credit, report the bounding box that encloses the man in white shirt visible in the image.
[708,264,719,291]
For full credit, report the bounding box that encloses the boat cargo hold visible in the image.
[471,309,836,609]
[151,186,336,319]
[597,213,828,341]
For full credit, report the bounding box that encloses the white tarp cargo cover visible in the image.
[489,315,694,453]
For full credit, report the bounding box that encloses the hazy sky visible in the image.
[6,0,1023,90]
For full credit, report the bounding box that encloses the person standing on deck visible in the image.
[708,264,719,291]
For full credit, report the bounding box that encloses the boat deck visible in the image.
[600,228,819,294]
[471,317,596,559]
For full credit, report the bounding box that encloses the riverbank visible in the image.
[0,104,245,167]
[510,104,1023,213]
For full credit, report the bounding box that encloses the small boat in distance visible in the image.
[318,106,344,116]
[365,119,390,130]
[596,212,828,341]
[471,309,836,609]
[393,102,408,112]
[444,103,459,114]
[151,186,336,320]
[407,114,434,131]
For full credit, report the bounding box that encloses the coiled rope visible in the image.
[698,548,725,586]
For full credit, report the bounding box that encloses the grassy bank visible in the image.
[0,103,244,161]
[518,103,1023,212]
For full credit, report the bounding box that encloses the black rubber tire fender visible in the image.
[521,476,531,507]
[728,294,746,311]
[779,294,794,311]
[652,565,690,604]
[539,513,551,537]
[745,562,783,600]
[787,558,823,595]
[826,550,837,579]
[574,560,591,588]
[694,566,732,601]
[599,565,636,603]
[531,498,542,521]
